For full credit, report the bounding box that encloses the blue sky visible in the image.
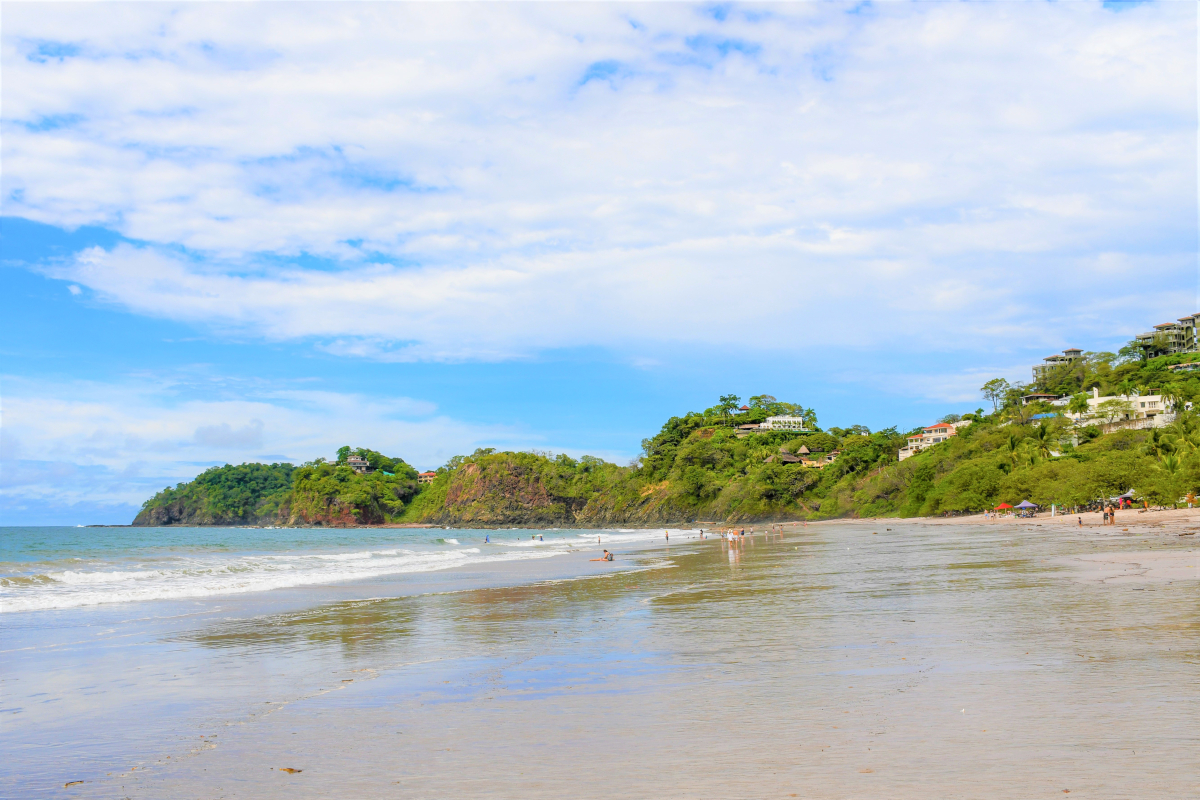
[2,1,1196,524]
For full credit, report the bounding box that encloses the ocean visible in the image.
[0,525,675,613]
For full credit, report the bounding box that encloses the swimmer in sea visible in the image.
[485,534,489,543]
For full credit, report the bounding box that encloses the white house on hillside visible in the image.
[759,415,808,432]
[1056,387,1174,425]
[898,420,971,461]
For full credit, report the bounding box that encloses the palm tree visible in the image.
[1157,453,1183,508]
[1176,427,1200,456]
[1144,428,1173,459]
[1006,432,1024,467]
[1118,378,1136,397]
[1067,392,1090,419]
[1160,386,1184,413]
[718,394,741,424]
[1029,424,1057,459]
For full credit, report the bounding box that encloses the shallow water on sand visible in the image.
[4,522,1197,798]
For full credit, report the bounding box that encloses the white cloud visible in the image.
[0,374,539,517]
[2,1,1195,361]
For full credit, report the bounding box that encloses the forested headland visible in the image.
[133,350,1200,527]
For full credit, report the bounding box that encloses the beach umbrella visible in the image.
[1015,500,1038,509]
[994,503,1013,510]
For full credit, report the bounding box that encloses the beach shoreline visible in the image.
[8,518,1192,799]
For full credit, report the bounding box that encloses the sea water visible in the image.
[0,525,672,613]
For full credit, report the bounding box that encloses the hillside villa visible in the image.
[418,471,437,484]
[1135,314,1200,355]
[346,454,372,474]
[1031,348,1083,382]
[759,415,808,432]
[898,420,971,461]
[1052,388,1174,426]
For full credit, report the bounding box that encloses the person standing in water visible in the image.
[665,530,669,542]
[485,534,490,543]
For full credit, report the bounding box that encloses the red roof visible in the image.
[923,424,951,431]
[739,405,750,410]
[419,471,437,476]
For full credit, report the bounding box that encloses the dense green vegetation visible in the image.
[133,462,295,526]
[851,415,1198,516]
[135,375,1200,526]
[133,448,418,526]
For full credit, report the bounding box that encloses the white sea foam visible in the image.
[3,547,539,613]
[0,528,695,613]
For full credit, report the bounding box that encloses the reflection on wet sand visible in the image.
[187,599,418,655]
[16,522,1200,799]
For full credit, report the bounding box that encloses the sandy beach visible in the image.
[5,520,1198,799]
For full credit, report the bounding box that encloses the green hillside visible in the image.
[134,370,1200,526]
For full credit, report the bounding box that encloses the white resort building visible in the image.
[346,454,372,474]
[1055,388,1174,426]
[759,415,808,432]
[898,420,971,461]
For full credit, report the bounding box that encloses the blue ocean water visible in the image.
[0,525,668,613]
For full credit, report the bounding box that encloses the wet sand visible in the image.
[6,522,1198,798]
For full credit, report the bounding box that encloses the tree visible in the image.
[1028,424,1057,459]
[1143,428,1173,459]
[1144,454,1183,508]
[336,445,351,463]
[1160,386,1184,412]
[1096,398,1132,424]
[1067,392,1090,418]
[981,378,1011,412]
[718,394,741,423]
[1006,432,1023,467]
[748,394,777,409]
[1116,340,1146,364]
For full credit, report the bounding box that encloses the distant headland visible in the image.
[134,341,1200,527]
